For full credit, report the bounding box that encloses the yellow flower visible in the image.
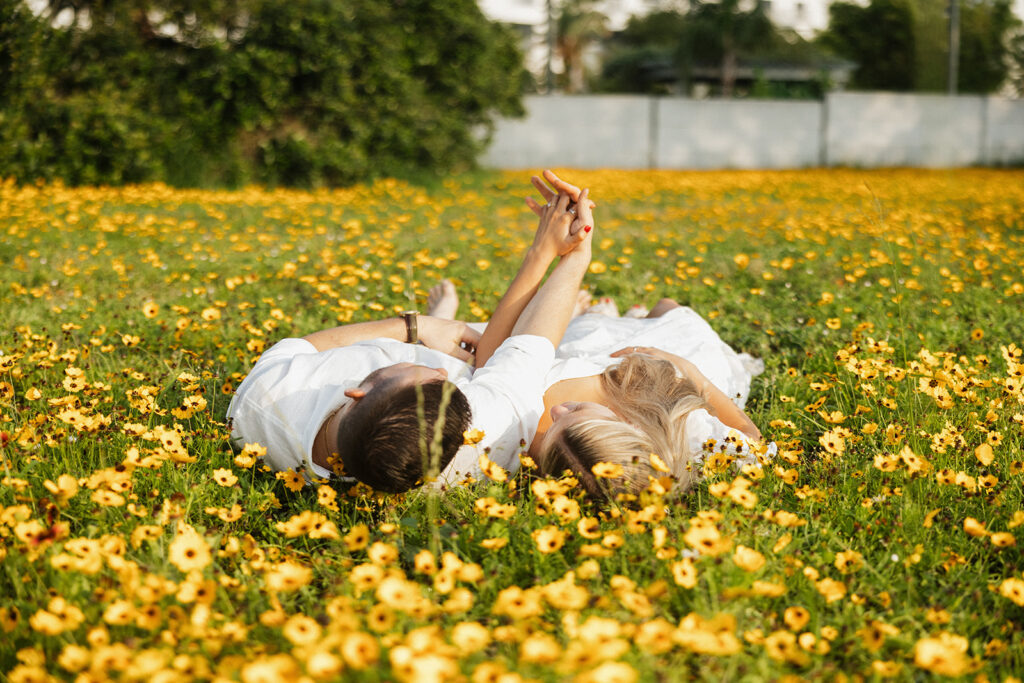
[413,549,437,575]
[990,532,1015,548]
[732,545,765,572]
[671,558,697,588]
[282,614,321,646]
[344,524,370,551]
[963,517,988,537]
[167,525,211,573]
[871,660,903,677]
[519,633,562,664]
[43,475,79,504]
[451,622,490,653]
[818,428,845,457]
[0,607,20,634]
[532,526,566,554]
[834,549,864,574]
[649,453,671,473]
[478,453,508,482]
[212,468,238,487]
[783,606,809,631]
[913,632,970,676]
[591,461,623,479]
[342,632,380,669]
[462,428,485,444]
[276,468,305,492]
[142,301,159,318]
[367,542,399,566]
[492,586,544,620]
[814,577,847,603]
[998,577,1024,606]
[763,630,808,665]
[683,522,731,557]
[265,560,312,592]
[576,661,638,683]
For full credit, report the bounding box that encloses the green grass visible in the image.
[1,169,1023,681]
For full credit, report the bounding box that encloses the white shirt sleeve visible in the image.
[439,335,555,486]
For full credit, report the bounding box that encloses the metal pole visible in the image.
[546,0,555,93]
[948,0,960,95]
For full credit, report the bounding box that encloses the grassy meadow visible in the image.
[2,168,1024,682]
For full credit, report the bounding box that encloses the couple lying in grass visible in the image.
[227,171,767,501]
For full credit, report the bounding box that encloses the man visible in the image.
[227,171,595,491]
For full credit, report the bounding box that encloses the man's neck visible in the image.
[312,404,348,471]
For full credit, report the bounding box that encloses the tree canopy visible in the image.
[0,0,525,186]
[820,0,1019,92]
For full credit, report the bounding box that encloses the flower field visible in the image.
[2,168,1024,682]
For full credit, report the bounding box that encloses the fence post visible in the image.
[979,96,990,165]
[648,96,659,169]
[819,95,830,168]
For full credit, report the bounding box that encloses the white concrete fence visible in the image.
[482,92,1024,169]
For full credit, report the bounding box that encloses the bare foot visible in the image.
[623,304,650,318]
[571,289,592,318]
[427,279,458,319]
[586,297,620,317]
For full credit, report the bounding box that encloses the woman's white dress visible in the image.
[544,306,771,468]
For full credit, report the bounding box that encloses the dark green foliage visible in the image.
[597,12,688,94]
[957,0,1020,93]
[598,4,830,98]
[821,0,917,90]
[0,0,525,187]
[820,0,1019,93]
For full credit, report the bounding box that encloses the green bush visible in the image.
[0,0,525,187]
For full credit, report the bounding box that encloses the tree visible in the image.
[1008,28,1024,96]
[820,0,917,90]
[683,0,776,97]
[0,0,526,186]
[555,0,609,92]
[821,0,1019,93]
[598,11,689,93]
[957,0,1020,93]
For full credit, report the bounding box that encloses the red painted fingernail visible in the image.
[584,225,592,233]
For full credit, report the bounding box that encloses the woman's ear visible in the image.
[344,388,366,401]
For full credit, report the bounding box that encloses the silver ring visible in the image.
[568,207,577,216]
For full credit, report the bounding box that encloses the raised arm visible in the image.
[509,193,594,349]
[475,173,592,366]
[611,347,762,441]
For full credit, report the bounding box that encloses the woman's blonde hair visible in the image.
[537,354,706,500]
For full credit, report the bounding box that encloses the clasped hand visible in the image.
[525,170,595,262]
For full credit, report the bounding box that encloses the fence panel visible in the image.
[482,93,1022,169]
[655,99,822,169]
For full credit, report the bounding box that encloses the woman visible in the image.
[432,281,767,500]
[531,297,767,500]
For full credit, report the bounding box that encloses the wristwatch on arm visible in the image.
[401,311,419,344]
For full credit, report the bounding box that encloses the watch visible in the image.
[401,310,419,344]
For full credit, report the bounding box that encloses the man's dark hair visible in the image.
[336,380,471,493]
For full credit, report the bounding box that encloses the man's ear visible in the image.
[344,388,367,401]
